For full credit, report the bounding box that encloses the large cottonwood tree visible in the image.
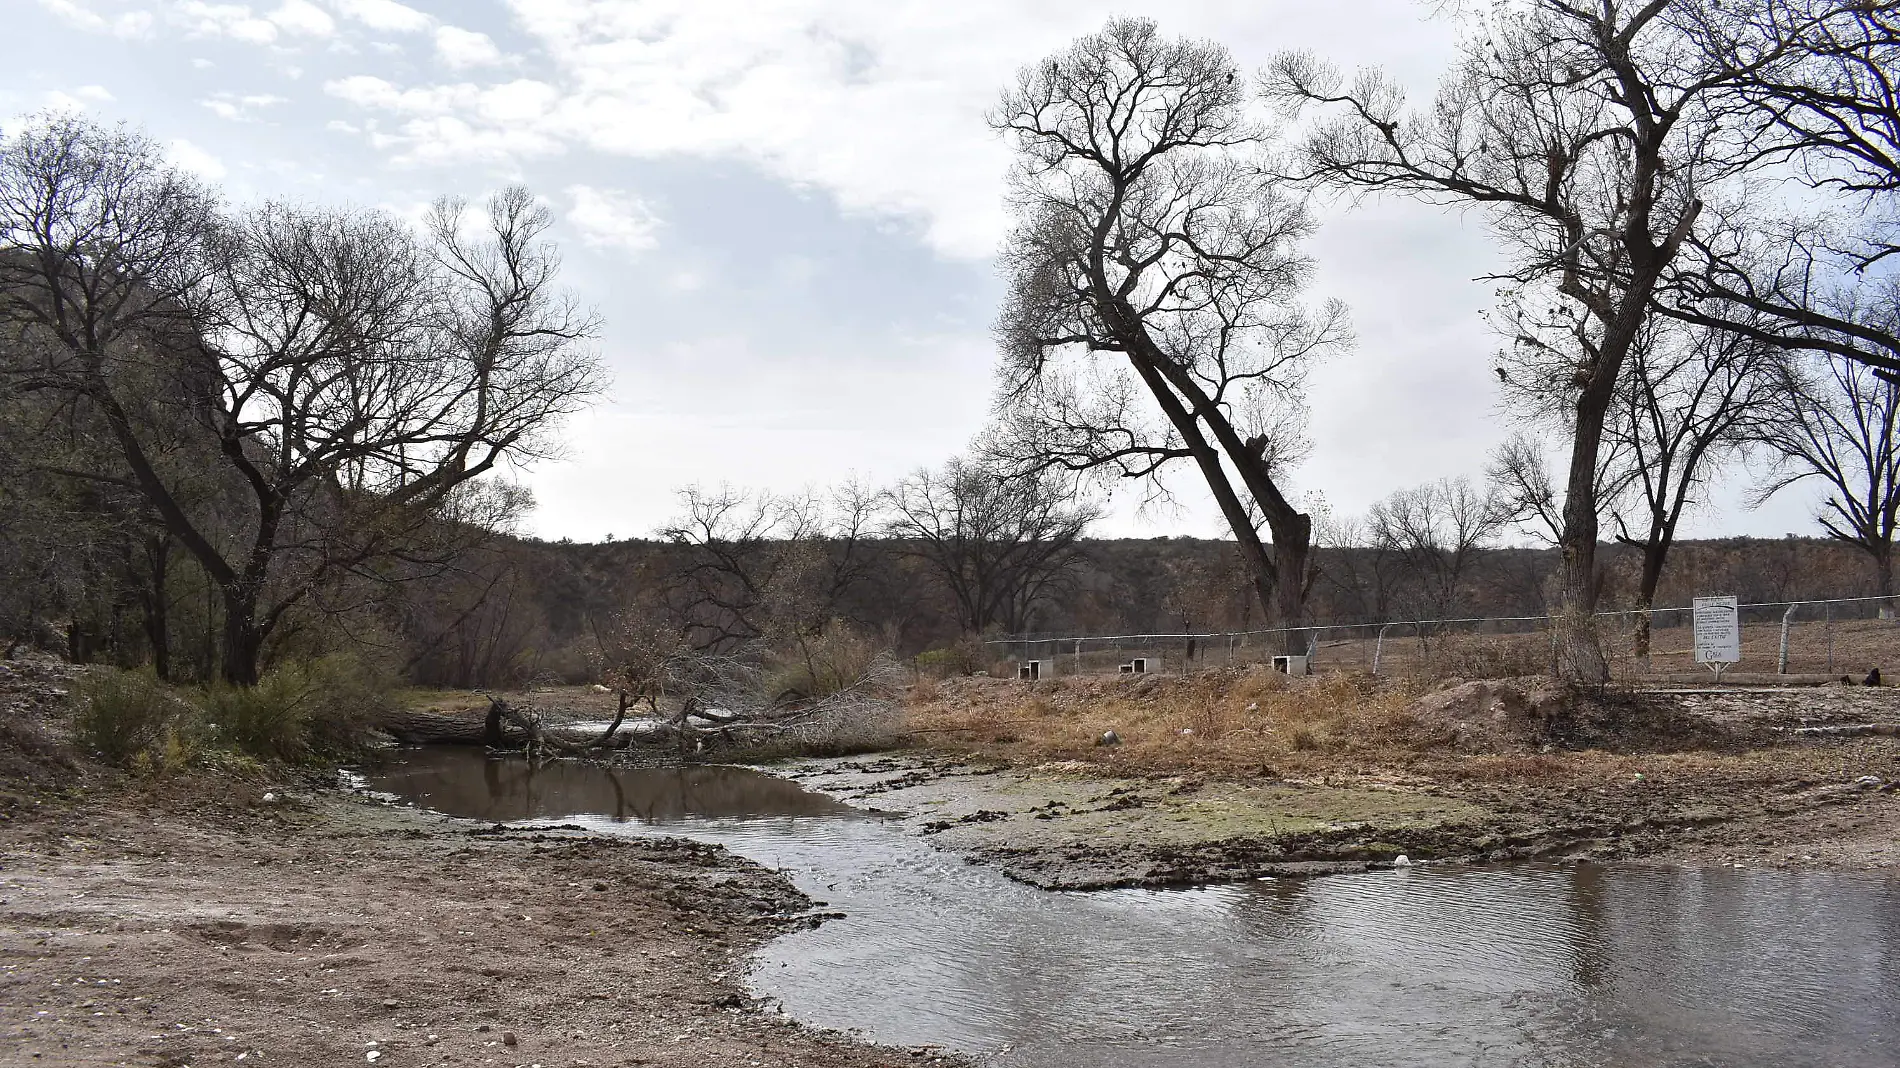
[988,18,1349,653]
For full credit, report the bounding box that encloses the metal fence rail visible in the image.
[985,595,1900,679]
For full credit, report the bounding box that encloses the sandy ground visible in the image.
[0,787,952,1068]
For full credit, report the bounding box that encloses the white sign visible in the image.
[1693,595,1741,665]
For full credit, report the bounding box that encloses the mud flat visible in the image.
[776,743,1900,889]
[0,786,956,1067]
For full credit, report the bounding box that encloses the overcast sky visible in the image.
[9,0,1829,543]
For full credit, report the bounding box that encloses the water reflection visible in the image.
[363,746,857,823]
[366,748,1900,1068]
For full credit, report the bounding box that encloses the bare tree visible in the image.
[1368,477,1507,622]
[1265,1,1772,681]
[1310,512,1406,624]
[986,18,1351,655]
[882,459,1098,635]
[1752,353,1900,605]
[1607,318,1779,657]
[1674,2,1900,375]
[0,115,603,683]
[658,484,878,652]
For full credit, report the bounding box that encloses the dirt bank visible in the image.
[0,788,958,1067]
[0,662,952,1068]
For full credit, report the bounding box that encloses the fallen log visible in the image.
[381,708,520,746]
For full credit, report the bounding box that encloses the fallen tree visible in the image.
[380,647,905,761]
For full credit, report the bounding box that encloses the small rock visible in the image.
[382,999,398,1009]
[261,792,277,803]
[1854,775,1884,789]
[1178,728,1195,737]
[502,1031,518,1047]
[366,1053,381,1063]
[1392,855,1414,868]
[1096,730,1121,747]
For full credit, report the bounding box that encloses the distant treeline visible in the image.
[379,533,1883,688]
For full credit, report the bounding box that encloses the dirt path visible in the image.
[0,789,952,1068]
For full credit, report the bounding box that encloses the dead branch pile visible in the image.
[386,646,904,761]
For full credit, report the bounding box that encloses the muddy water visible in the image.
[364,749,1900,1067]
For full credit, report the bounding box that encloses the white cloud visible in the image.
[324,76,565,162]
[37,84,113,111]
[434,25,503,68]
[269,0,334,36]
[201,91,290,120]
[33,0,153,37]
[191,57,216,68]
[167,138,228,180]
[176,2,279,43]
[314,1,1465,263]
[330,0,431,33]
[565,185,662,255]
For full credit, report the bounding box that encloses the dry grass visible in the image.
[904,664,1900,787]
[906,666,1440,777]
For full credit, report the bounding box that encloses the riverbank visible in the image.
[860,671,1900,887]
[0,662,953,1067]
[0,784,959,1067]
[387,672,1900,889]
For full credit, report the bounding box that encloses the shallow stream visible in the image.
[364,748,1900,1067]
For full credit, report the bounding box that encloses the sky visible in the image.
[6,0,1830,544]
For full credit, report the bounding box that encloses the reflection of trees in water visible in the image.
[1565,864,1611,992]
[369,749,854,823]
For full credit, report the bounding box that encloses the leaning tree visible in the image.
[987,18,1351,653]
[0,115,602,684]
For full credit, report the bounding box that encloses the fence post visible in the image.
[1777,603,1798,674]
[1372,624,1392,676]
[1826,601,1834,674]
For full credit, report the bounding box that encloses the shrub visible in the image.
[201,655,394,763]
[69,668,201,769]
[766,627,887,701]
[1430,633,1552,680]
[913,635,990,679]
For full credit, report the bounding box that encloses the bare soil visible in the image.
[0,661,950,1068]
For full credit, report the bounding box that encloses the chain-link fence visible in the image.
[986,595,1900,680]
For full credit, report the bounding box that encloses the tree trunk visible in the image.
[1875,543,1895,619]
[140,535,172,681]
[221,593,264,686]
[1270,522,1312,656]
[1630,539,1670,664]
[1556,394,1613,684]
